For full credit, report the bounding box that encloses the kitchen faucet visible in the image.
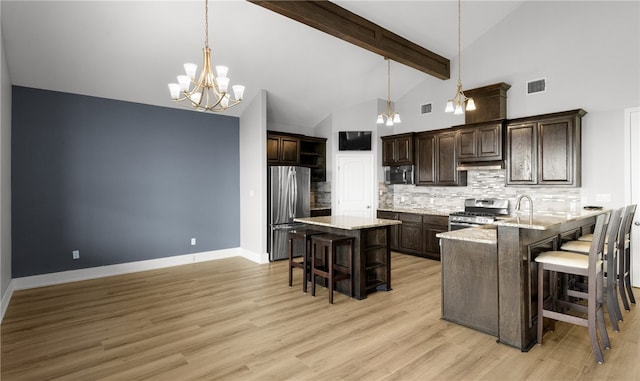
[515,195,533,225]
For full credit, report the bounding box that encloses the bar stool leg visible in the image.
[288,236,294,288]
[329,242,335,304]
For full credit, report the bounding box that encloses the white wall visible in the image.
[0,2,13,318]
[325,99,380,210]
[239,89,268,263]
[395,1,639,209]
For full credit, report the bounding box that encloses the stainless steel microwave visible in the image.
[384,165,414,185]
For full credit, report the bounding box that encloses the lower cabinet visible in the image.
[423,215,449,260]
[399,213,423,255]
[377,210,447,260]
[376,211,399,251]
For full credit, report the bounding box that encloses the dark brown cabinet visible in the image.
[377,210,447,260]
[506,109,585,186]
[376,210,399,251]
[423,215,448,261]
[415,130,466,186]
[267,131,327,182]
[398,213,423,255]
[414,132,436,185]
[267,133,299,165]
[381,133,414,166]
[299,136,327,182]
[457,121,504,162]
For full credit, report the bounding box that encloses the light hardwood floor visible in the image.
[2,253,639,380]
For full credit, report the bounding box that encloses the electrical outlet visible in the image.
[72,250,80,260]
[190,238,196,246]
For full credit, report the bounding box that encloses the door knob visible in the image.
[635,221,640,226]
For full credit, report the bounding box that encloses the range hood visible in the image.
[456,160,504,171]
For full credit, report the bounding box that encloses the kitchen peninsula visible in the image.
[294,215,401,299]
[437,210,605,351]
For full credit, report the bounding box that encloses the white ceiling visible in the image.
[1,0,525,128]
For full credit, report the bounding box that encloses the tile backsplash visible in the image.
[311,181,331,207]
[378,169,582,216]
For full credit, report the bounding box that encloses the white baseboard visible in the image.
[1,247,268,323]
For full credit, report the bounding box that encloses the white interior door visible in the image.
[336,154,375,218]
[625,107,640,287]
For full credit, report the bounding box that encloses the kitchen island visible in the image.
[294,215,401,299]
[437,210,604,350]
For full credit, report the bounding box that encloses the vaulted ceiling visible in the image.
[1,1,525,128]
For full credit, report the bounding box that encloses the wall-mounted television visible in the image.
[338,131,372,151]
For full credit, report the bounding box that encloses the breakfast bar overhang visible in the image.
[294,215,401,299]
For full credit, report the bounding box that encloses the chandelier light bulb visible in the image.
[386,118,393,127]
[393,114,401,123]
[466,98,476,111]
[376,115,384,124]
[232,85,245,101]
[184,63,197,80]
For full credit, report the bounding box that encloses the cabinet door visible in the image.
[436,131,460,185]
[477,123,503,159]
[414,133,435,185]
[457,128,477,160]
[377,211,399,251]
[267,135,280,164]
[382,138,396,166]
[506,122,537,185]
[395,136,413,165]
[279,137,300,164]
[537,118,574,185]
[399,222,423,255]
[423,225,444,261]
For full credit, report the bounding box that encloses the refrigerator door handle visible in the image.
[291,170,297,218]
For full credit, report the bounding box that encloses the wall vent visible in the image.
[420,103,432,114]
[527,78,546,94]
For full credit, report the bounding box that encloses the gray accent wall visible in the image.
[12,86,240,277]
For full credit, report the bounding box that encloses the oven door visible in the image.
[448,220,482,231]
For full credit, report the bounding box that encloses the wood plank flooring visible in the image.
[2,253,639,380]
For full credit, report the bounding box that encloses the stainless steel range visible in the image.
[448,198,510,231]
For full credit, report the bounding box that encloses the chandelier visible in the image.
[377,58,401,126]
[445,0,475,115]
[168,0,244,112]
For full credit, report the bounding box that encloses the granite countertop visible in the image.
[377,207,452,217]
[436,226,497,244]
[294,215,402,230]
[494,209,607,230]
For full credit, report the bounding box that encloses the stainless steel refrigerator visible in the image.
[268,166,311,261]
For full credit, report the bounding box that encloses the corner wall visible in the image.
[0,2,13,317]
[239,89,268,263]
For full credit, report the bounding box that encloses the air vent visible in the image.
[420,103,432,114]
[527,78,546,94]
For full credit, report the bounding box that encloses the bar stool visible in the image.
[535,212,611,364]
[311,234,354,304]
[288,229,325,292]
[560,208,624,331]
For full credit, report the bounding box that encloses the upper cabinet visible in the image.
[415,130,467,186]
[299,136,327,182]
[506,109,586,186]
[457,121,505,163]
[381,133,414,166]
[267,133,300,165]
[267,131,327,182]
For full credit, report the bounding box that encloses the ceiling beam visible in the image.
[248,0,450,80]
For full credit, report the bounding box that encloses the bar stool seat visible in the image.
[536,211,611,364]
[288,229,325,293]
[311,234,354,304]
[560,208,624,332]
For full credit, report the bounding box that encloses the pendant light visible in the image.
[168,0,245,112]
[445,0,475,115]
[377,58,401,126]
